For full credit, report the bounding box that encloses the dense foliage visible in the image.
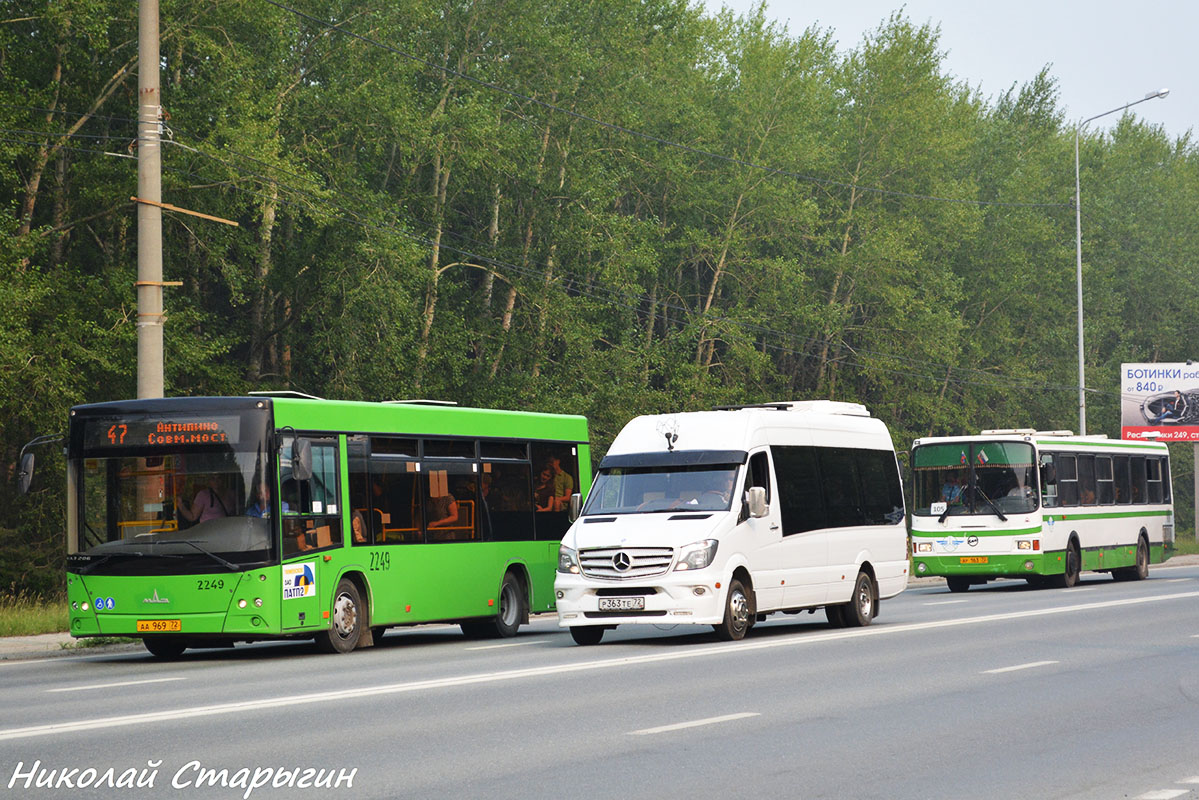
[3,0,1197,594]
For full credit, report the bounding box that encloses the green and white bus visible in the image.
[910,430,1173,592]
[60,394,590,657]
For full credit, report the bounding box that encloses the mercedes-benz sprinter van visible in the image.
[555,401,907,644]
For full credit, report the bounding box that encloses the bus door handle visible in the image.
[770,523,780,531]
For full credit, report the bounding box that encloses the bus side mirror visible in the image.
[17,452,34,495]
[291,438,313,481]
[747,486,768,519]
[568,493,581,523]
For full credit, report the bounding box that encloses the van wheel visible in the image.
[713,579,752,641]
[841,572,876,628]
[315,579,363,654]
[570,626,604,646]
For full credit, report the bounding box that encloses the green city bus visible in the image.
[61,394,590,657]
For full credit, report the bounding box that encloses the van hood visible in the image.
[565,512,728,550]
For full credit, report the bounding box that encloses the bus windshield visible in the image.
[70,411,274,573]
[912,441,1037,517]
[584,464,740,514]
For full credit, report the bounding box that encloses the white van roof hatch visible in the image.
[715,401,871,417]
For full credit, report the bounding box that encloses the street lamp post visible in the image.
[1073,88,1169,435]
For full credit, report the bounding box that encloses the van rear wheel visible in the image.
[841,571,876,628]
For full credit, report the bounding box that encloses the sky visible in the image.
[701,0,1195,140]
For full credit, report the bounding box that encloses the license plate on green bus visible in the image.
[959,556,988,564]
[136,619,181,632]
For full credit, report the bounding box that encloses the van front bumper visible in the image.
[554,571,726,626]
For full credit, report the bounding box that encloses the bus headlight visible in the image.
[557,546,580,574]
[915,542,933,553]
[675,539,718,571]
[1017,540,1032,550]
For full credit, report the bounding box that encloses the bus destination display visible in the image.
[83,416,242,449]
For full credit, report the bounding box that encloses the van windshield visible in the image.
[584,464,740,515]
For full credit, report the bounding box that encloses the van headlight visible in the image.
[557,546,580,574]
[675,539,718,571]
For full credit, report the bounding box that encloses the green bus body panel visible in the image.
[912,543,1169,579]
[67,396,590,644]
[270,397,589,446]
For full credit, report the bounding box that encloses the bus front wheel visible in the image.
[946,576,971,593]
[143,638,187,659]
[316,579,363,654]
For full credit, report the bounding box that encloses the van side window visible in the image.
[746,451,771,502]
[772,445,903,534]
[773,446,826,534]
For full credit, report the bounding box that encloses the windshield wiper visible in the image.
[973,487,1008,522]
[174,540,239,572]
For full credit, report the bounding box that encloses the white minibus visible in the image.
[555,401,908,644]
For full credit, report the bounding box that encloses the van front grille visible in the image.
[579,547,673,579]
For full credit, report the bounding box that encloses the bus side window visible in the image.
[1040,455,1058,507]
[1113,456,1131,504]
[1131,457,1147,504]
[1057,455,1079,506]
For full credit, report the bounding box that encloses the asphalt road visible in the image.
[1,564,1197,800]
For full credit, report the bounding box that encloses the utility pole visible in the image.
[137,0,164,398]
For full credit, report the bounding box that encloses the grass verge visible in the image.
[0,591,67,637]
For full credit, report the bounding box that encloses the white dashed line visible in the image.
[48,677,186,693]
[628,712,759,736]
[982,660,1059,675]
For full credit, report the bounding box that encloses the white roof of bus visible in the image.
[912,431,1168,452]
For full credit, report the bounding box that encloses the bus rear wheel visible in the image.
[1114,536,1150,582]
[462,572,526,639]
[1053,541,1081,589]
[316,578,363,654]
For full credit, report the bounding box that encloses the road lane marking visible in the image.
[629,712,759,736]
[47,677,186,693]
[1164,578,1189,583]
[465,640,549,651]
[982,660,1059,675]
[4,588,1198,742]
[1135,791,1187,799]
[1180,776,1199,783]
[924,600,968,606]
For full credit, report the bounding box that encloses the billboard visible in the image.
[1121,362,1199,441]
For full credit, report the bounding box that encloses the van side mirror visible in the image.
[291,438,313,481]
[17,452,34,495]
[568,493,581,523]
[747,486,768,518]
